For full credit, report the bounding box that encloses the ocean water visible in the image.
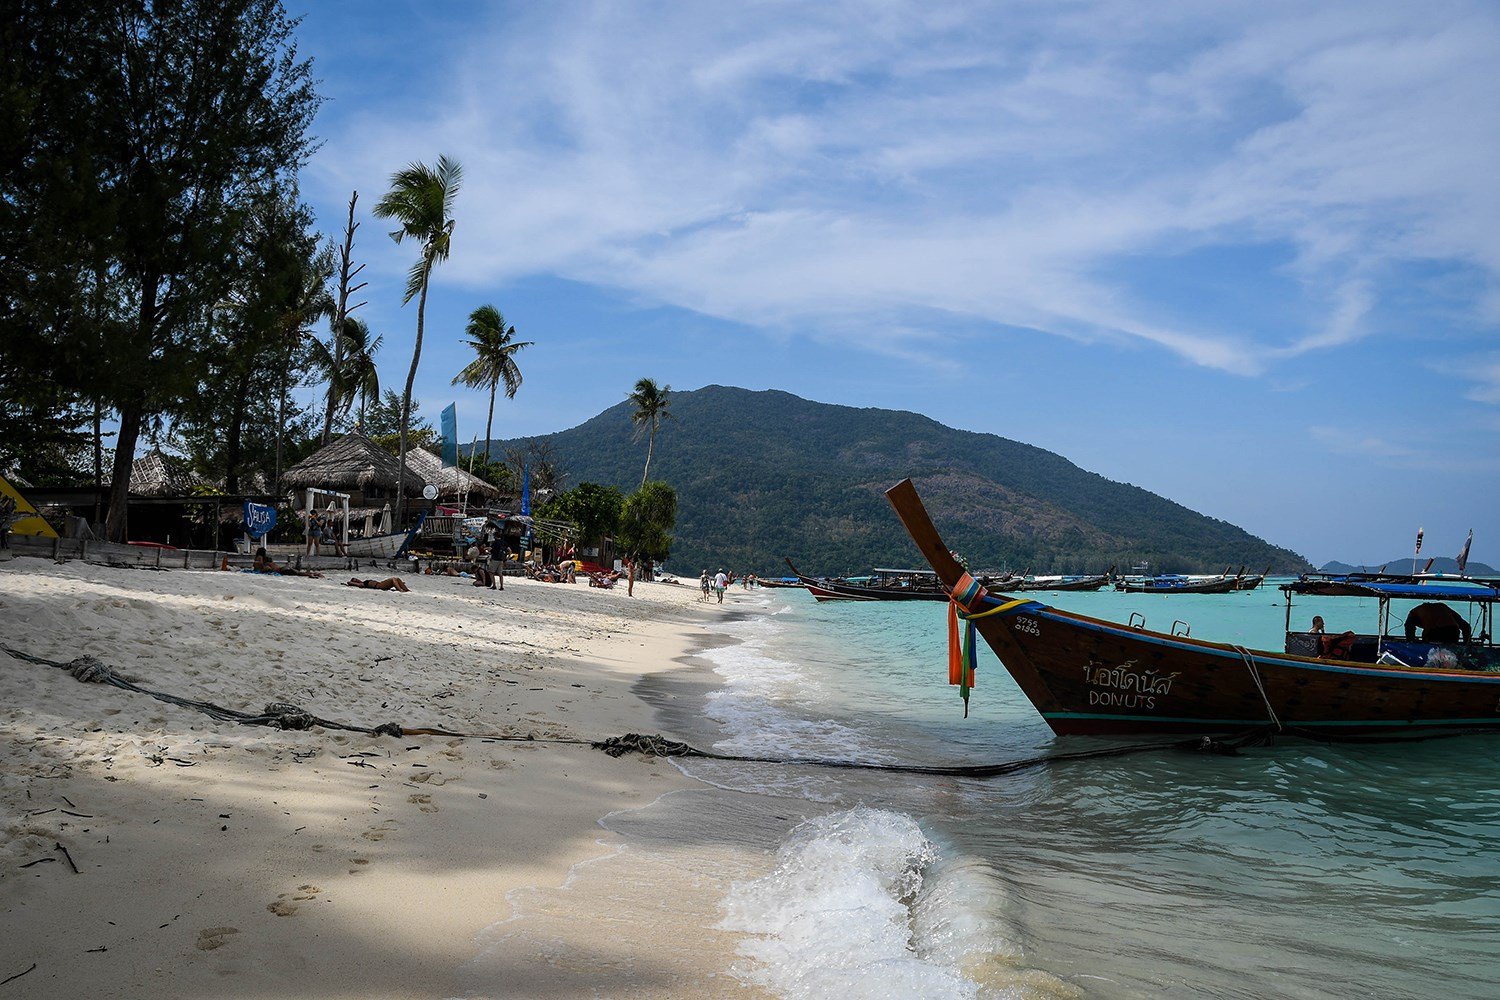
[674,586,1500,1000]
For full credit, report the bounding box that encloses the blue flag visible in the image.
[521,461,531,516]
[440,403,458,467]
[243,502,277,539]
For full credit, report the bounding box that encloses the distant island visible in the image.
[1320,556,1496,577]
[478,385,1312,577]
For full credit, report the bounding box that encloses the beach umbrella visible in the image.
[363,511,374,536]
[379,503,391,534]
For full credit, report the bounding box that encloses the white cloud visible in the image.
[310,1,1500,376]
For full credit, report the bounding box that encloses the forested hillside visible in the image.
[482,386,1311,577]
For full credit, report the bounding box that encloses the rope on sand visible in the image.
[6,644,1485,779]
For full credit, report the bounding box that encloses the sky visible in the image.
[285,0,1499,568]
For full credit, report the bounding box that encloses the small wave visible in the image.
[719,807,1077,1000]
[701,616,887,763]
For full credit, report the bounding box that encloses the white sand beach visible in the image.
[0,559,768,998]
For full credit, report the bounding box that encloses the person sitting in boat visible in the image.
[1310,615,1357,659]
[1404,602,1471,644]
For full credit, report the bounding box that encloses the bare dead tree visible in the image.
[323,189,368,443]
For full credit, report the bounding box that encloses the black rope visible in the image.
[7,644,1496,782]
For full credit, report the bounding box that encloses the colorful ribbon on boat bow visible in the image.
[948,573,988,716]
[947,575,1039,717]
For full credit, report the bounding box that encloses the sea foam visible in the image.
[719,807,1041,1000]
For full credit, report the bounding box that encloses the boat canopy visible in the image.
[1305,581,1500,603]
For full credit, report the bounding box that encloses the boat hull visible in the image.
[972,599,1500,736]
[344,529,414,558]
[884,480,1500,738]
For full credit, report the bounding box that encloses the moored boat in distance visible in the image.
[1114,571,1240,594]
[1015,566,1115,592]
[885,478,1500,738]
[785,558,950,601]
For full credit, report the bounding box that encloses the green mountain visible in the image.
[482,385,1311,578]
[1320,557,1496,576]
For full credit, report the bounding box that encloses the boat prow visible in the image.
[884,479,1500,739]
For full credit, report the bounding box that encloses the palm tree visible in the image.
[372,154,462,516]
[342,317,382,431]
[452,305,532,463]
[307,315,381,430]
[627,377,673,485]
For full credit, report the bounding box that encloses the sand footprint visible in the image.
[267,897,298,917]
[362,824,395,842]
[348,858,370,875]
[195,927,239,950]
[407,793,439,813]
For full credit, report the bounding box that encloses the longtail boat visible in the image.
[757,577,806,590]
[1115,572,1240,594]
[1016,567,1115,592]
[885,479,1500,737]
[784,559,950,601]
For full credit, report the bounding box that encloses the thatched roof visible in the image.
[403,447,501,499]
[129,451,195,496]
[282,433,426,493]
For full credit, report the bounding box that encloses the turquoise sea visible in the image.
[661,585,1500,999]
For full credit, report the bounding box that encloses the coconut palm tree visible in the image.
[342,317,382,431]
[372,154,462,516]
[451,305,532,463]
[307,315,381,430]
[627,377,673,485]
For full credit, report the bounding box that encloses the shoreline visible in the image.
[0,559,760,998]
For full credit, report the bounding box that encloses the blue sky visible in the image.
[286,0,1499,567]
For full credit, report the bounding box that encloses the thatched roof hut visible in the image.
[129,450,195,496]
[403,447,501,501]
[281,433,427,499]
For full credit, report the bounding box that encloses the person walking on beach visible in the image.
[700,569,711,600]
[713,568,728,604]
[305,512,322,556]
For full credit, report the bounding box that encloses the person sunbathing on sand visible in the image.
[345,577,410,592]
[253,548,323,578]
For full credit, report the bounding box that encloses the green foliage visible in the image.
[465,458,514,493]
[617,481,678,563]
[542,482,624,545]
[3,0,321,537]
[491,386,1314,577]
[366,390,437,454]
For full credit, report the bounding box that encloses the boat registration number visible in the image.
[1013,616,1040,636]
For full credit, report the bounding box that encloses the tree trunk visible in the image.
[396,263,431,522]
[485,380,496,463]
[642,426,655,486]
[324,190,363,444]
[92,400,103,527]
[224,369,251,493]
[104,395,145,542]
[274,337,294,491]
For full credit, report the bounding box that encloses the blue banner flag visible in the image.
[521,462,531,516]
[440,403,458,467]
[243,501,277,539]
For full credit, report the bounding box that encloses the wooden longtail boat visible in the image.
[1115,573,1240,594]
[757,577,806,590]
[784,559,951,601]
[885,479,1500,737]
[344,513,425,559]
[1016,567,1115,592]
